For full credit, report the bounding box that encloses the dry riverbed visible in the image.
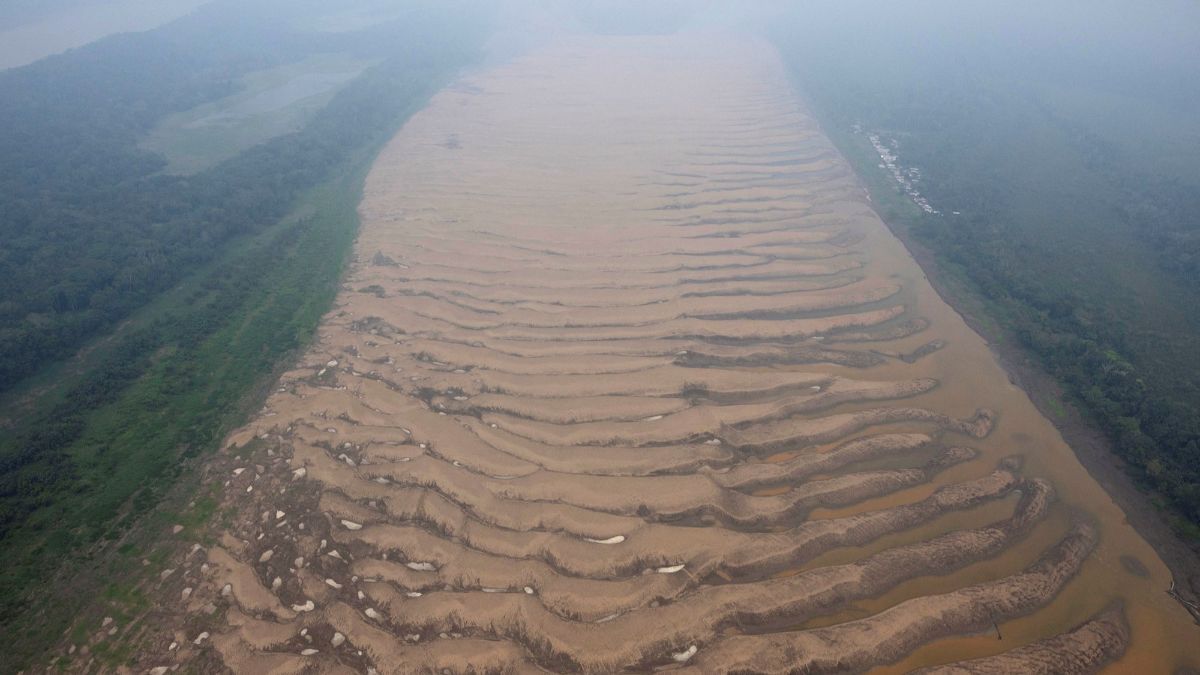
[98,33,1199,674]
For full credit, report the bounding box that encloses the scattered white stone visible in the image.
[365,607,381,620]
[168,641,178,651]
[172,524,184,534]
[221,583,232,597]
[331,632,346,647]
[102,616,113,627]
[325,578,343,589]
[276,510,285,520]
[181,587,193,601]
[810,385,822,392]
[271,577,282,591]
[405,634,421,642]
[328,550,344,560]
[193,631,210,645]
[705,438,722,445]
[656,564,686,574]
[149,667,170,675]
[301,648,319,656]
[259,550,274,563]
[233,467,245,476]
[405,561,435,571]
[292,600,315,612]
[327,360,339,368]
[405,591,422,598]
[292,467,307,480]
[642,415,664,421]
[524,586,535,595]
[585,535,625,545]
[672,645,698,663]
[294,556,305,568]
[341,520,363,531]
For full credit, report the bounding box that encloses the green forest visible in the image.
[771,1,1200,532]
[0,2,485,667]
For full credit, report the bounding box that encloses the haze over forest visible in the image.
[0,1,1198,672]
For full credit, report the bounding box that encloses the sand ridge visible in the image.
[127,33,1199,674]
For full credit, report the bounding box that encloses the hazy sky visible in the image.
[0,0,208,70]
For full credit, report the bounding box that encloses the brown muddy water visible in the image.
[134,33,1197,674]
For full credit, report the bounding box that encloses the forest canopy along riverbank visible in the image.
[768,0,1200,541]
[0,2,488,670]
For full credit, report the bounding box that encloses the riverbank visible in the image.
[860,167,1200,620]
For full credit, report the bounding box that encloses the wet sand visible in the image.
[134,34,1198,673]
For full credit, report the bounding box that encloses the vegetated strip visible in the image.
[0,48,480,675]
[769,29,1200,539]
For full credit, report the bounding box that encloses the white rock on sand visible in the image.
[672,645,698,662]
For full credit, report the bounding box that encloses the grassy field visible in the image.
[140,53,377,174]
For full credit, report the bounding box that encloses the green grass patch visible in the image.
[140,53,377,174]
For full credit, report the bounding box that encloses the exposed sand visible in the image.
[124,33,1198,674]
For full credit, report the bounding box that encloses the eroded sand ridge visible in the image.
[135,35,1199,674]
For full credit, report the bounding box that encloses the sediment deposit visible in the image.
[126,33,1199,674]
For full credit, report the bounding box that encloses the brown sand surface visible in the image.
[125,33,1198,673]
